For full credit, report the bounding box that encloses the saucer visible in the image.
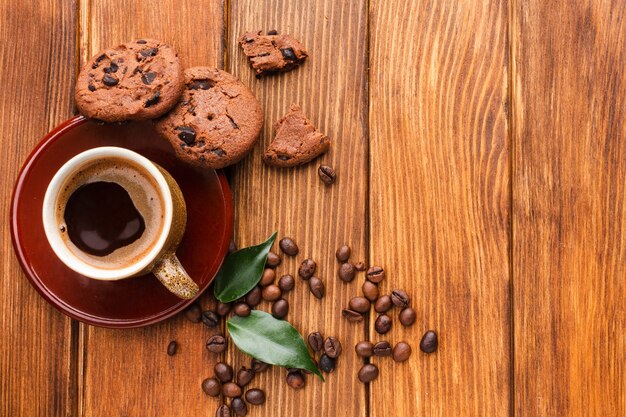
[10,116,233,328]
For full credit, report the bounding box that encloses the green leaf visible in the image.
[227,310,324,380]
[214,232,277,303]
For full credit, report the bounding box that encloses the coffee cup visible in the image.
[42,146,199,299]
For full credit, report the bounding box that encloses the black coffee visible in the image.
[64,181,145,256]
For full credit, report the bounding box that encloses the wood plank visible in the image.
[226,1,368,416]
[512,1,626,415]
[369,0,511,416]
[77,1,225,416]
[0,1,76,416]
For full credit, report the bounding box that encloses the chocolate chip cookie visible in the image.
[75,39,184,122]
[263,105,330,167]
[238,31,308,76]
[155,67,263,169]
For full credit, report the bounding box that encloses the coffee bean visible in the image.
[144,91,161,107]
[206,335,227,353]
[393,341,412,362]
[374,295,393,313]
[375,314,392,334]
[214,362,234,382]
[266,251,282,268]
[166,340,177,356]
[335,245,351,262]
[216,302,232,316]
[251,359,269,373]
[366,266,385,283]
[286,370,306,389]
[216,404,230,417]
[102,73,118,86]
[222,382,242,398]
[278,274,295,291]
[176,126,196,145]
[349,296,371,314]
[244,286,262,307]
[233,303,251,317]
[362,281,379,302]
[307,332,324,352]
[236,367,255,387]
[391,289,410,307]
[262,284,282,301]
[260,268,276,286]
[272,299,289,319]
[308,277,325,299]
[267,29,278,35]
[338,263,356,282]
[373,341,392,356]
[201,310,220,328]
[228,240,237,253]
[342,309,364,322]
[201,377,221,397]
[324,337,342,358]
[231,397,247,416]
[245,388,266,405]
[298,258,317,280]
[399,307,416,326]
[420,330,438,353]
[355,341,373,357]
[358,364,379,383]
[279,237,299,256]
[184,303,202,322]
[354,261,367,271]
[318,165,337,185]
[319,354,336,373]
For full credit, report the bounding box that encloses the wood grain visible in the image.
[77,1,225,416]
[512,0,626,415]
[369,0,511,416]
[226,0,368,416]
[0,1,76,416]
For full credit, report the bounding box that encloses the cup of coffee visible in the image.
[42,146,199,299]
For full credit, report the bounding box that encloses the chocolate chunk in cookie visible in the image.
[263,105,330,167]
[155,67,263,169]
[75,39,184,122]
[238,31,308,76]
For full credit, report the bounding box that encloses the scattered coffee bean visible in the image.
[375,314,392,334]
[260,268,276,286]
[286,370,306,389]
[267,29,279,35]
[338,262,356,282]
[216,302,232,316]
[278,274,295,291]
[336,245,351,262]
[324,337,342,358]
[244,286,262,307]
[349,296,371,314]
[262,284,282,301]
[393,342,412,362]
[373,341,392,356]
[214,362,234,382]
[236,367,255,387]
[231,397,247,416]
[251,359,269,373]
[245,388,266,405]
[420,330,438,353]
[318,165,337,185]
[102,73,118,86]
[201,310,220,328]
[222,382,242,398]
[166,340,177,356]
[362,281,379,302]
[233,303,251,317]
[266,251,282,268]
[272,299,289,319]
[355,341,373,357]
[399,307,416,326]
[216,404,230,417]
[298,259,316,280]
[374,295,393,313]
[319,354,336,373]
[342,309,364,322]
[207,335,227,353]
[354,261,367,271]
[308,277,325,299]
[228,240,237,253]
[307,332,324,352]
[184,303,202,322]
[201,377,221,397]
[391,290,410,308]
[358,364,379,383]
[279,237,299,256]
[366,266,385,283]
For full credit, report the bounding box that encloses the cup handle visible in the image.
[152,253,199,299]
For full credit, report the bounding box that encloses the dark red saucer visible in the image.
[10,115,233,328]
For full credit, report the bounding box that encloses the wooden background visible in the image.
[1,0,624,416]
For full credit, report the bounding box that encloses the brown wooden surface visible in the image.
[1,0,625,416]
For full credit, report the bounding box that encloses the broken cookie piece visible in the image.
[238,31,308,76]
[263,105,330,167]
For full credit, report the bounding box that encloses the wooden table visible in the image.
[2,1,624,416]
